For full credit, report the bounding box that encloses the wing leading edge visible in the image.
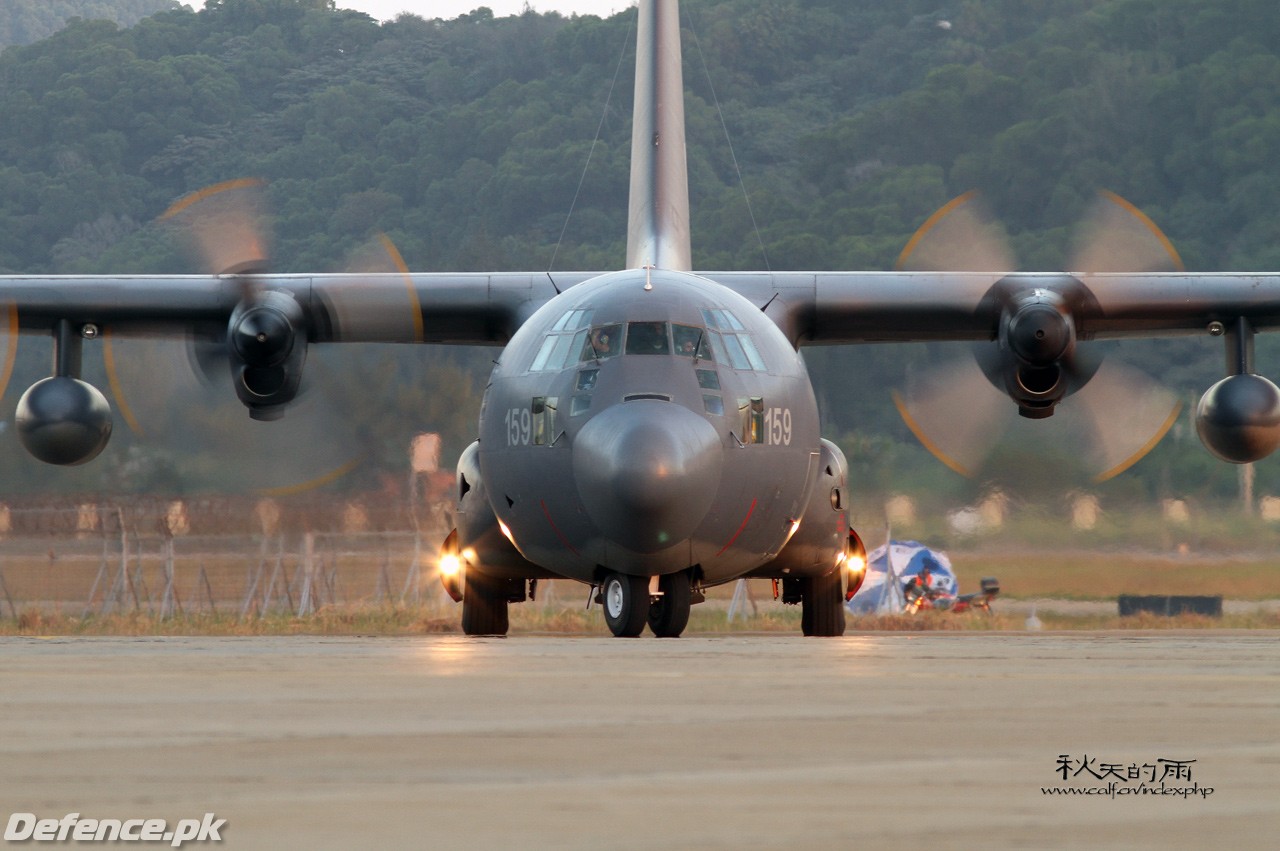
[699,271,1280,346]
[0,272,596,344]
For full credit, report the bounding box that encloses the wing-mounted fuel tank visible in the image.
[16,320,113,465]
[750,439,866,586]
[1196,318,1280,463]
[438,440,551,602]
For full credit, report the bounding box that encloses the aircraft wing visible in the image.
[702,268,1280,473]
[5,266,1280,473]
[9,269,1280,345]
[701,271,1280,344]
[0,272,592,344]
[10,269,1280,344]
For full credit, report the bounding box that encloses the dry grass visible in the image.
[2,600,1275,636]
[949,550,1280,600]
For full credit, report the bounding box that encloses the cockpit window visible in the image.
[534,313,755,370]
[529,337,558,372]
[672,324,714,360]
[702,308,745,332]
[625,321,670,355]
[530,308,594,372]
[580,324,622,360]
[739,335,766,370]
[553,308,594,332]
[702,309,765,372]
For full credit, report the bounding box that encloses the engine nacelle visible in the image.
[1196,374,1280,463]
[15,377,113,465]
[228,290,307,420]
[992,291,1080,419]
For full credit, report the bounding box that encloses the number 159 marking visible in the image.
[764,407,792,446]
[505,408,531,446]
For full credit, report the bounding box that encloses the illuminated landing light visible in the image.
[439,552,464,602]
[844,530,869,601]
[439,553,462,578]
[844,556,868,601]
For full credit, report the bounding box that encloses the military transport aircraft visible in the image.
[3,0,1280,637]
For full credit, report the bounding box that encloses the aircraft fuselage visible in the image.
[474,268,823,586]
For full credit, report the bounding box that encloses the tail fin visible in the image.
[626,0,692,272]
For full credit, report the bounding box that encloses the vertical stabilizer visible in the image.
[626,0,692,272]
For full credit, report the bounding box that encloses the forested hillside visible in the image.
[1,0,1278,503]
[0,0,181,47]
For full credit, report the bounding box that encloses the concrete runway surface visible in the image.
[2,633,1278,850]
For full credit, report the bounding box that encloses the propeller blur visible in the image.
[3,0,1280,637]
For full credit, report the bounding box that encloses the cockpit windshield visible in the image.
[529,309,762,372]
[625,321,670,355]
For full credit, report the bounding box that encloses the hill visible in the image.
[0,0,1278,504]
[1,0,181,47]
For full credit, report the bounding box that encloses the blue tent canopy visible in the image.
[847,540,958,614]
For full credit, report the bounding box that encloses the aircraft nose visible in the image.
[573,400,722,553]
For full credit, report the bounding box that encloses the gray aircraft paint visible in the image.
[476,269,823,585]
[5,0,1280,633]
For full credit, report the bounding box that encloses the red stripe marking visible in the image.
[716,498,757,557]
[540,500,580,556]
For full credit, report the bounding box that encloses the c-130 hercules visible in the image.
[3,0,1280,636]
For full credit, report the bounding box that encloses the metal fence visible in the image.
[0,498,454,618]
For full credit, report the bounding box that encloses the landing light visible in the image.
[439,553,462,578]
[844,529,869,601]
[498,519,518,548]
[438,551,464,603]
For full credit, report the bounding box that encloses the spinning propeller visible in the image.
[0,302,16,409]
[891,191,1184,484]
[103,179,417,494]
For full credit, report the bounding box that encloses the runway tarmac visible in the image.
[2,633,1277,850]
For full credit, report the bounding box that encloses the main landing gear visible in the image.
[800,569,846,637]
[601,570,694,638]
[461,569,510,636]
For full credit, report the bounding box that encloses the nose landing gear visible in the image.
[601,570,694,638]
[602,573,649,637]
[647,572,692,638]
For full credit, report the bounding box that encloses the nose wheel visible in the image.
[647,572,692,638]
[602,573,649,637]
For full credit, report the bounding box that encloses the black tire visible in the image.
[462,570,509,636]
[801,569,846,637]
[602,572,649,637]
[647,572,692,638]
